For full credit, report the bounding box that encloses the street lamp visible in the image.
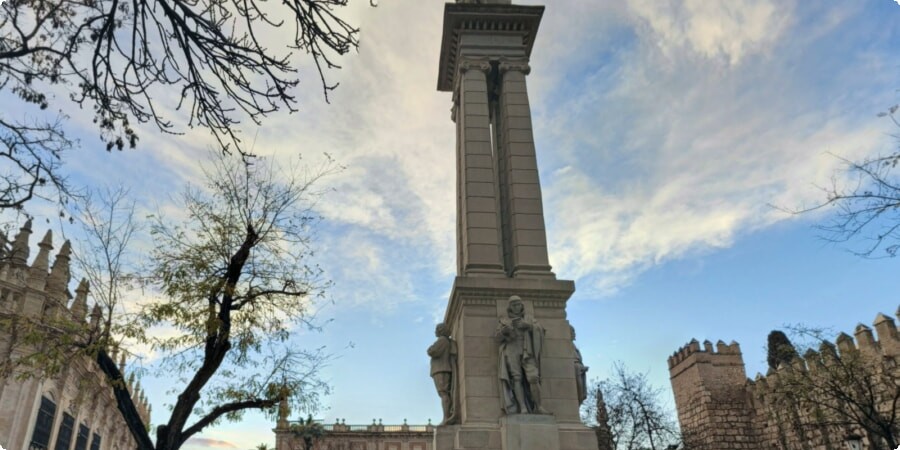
[844,434,862,450]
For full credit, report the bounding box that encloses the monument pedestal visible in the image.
[500,415,560,450]
[431,278,598,450]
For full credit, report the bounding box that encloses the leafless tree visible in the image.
[767,326,900,450]
[0,0,368,211]
[70,185,141,339]
[788,109,900,258]
[583,362,681,450]
[0,115,75,210]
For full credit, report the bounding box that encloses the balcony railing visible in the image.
[283,420,434,433]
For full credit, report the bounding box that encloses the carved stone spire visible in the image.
[71,278,89,320]
[0,229,8,260]
[28,230,53,290]
[31,230,53,273]
[47,240,72,297]
[90,302,103,329]
[132,381,142,404]
[10,219,33,267]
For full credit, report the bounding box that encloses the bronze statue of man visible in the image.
[496,295,548,414]
[428,322,459,425]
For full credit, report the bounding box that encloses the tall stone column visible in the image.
[432,2,598,449]
[495,58,553,279]
[455,58,506,277]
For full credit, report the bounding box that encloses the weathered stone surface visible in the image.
[558,426,603,450]
[432,1,597,449]
[500,415,559,450]
[669,310,900,450]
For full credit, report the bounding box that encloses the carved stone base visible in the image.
[434,424,501,450]
[500,415,559,450]
[434,418,596,450]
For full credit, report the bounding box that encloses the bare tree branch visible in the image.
[0,0,364,211]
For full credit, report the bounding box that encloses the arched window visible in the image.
[29,396,57,450]
[54,412,75,450]
[74,423,90,450]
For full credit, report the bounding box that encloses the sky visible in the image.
[4,0,900,449]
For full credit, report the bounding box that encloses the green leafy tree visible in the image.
[2,152,341,450]
[767,330,799,371]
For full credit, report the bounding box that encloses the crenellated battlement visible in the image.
[669,307,900,450]
[0,222,152,445]
[668,338,743,370]
[747,311,899,386]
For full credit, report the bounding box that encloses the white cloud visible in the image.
[535,0,893,296]
[626,0,791,66]
[26,0,894,308]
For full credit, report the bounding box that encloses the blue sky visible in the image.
[4,0,900,449]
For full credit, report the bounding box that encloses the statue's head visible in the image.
[570,324,576,340]
[507,295,525,318]
[435,322,450,337]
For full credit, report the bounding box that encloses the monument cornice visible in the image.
[443,275,574,325]
[437,3,544,92]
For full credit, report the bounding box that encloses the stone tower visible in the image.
[667,340,757,449]
[432,1,598,449]
[668,311,900,449]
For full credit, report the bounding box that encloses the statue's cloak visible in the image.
[496,317,545,414]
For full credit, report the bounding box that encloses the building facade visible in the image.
[0,220,150,450]
[274,419,435,450]
[668,308,899,450]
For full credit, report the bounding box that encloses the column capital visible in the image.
[498,57,531,76]
[458,57,493,75]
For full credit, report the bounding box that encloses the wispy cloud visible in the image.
[626,0,792,66]
[17,0,897,311]
[532,0,897,296]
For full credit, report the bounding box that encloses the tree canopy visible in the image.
[3,152,341,450]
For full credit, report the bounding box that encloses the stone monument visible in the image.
[430,1,598,449]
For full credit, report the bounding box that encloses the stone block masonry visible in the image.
[668,308,900,450]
